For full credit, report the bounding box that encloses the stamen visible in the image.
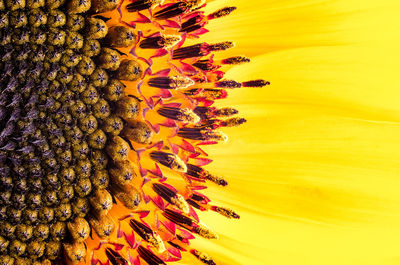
[180,15,203,33]
[171,194,190,214]
[105,247,128,265]
[149,151,187,172]
[162,209,193,227]
[153,0,202,20]
[139,35,181,49]
[214,107,239,117]
[193,106,238,120]
[191,249,216,265]
[183,88,228,99]
[196,118,244,129]
[242,79,270,87]
[211,206,240,219]
[157,107,200,123]
[126,0,162,12]
[186,199,206,211]
[167,241,184,250]
[172,42,233,60]
[192,224,218,239]
[207,6,236,20]
[129,219,153,240]
[163,210,217,239]
[221,117,247,127]
[215,80,242,88]
[137,245,166,265]
[177,128,228,142]
[152,183,176,203]
[208,41,234,51]
[152,183,189,213]
[221,56,250,65]
[192,59,220,71]
[147,76,194,89]
[186,164,228,186]
[129,219,166,252]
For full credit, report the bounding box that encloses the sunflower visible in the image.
[1,0,400,264]
[0,0,270,264]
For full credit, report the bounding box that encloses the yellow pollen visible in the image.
[180,108,200,124]
[195,224,218,239]
[148,233,166,253]
[170,76,195,89]
[205,130,228,142]
[170,155,188,172]
[171,194,190,213]
[161,35,182,49]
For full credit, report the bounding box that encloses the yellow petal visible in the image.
[184,0,400,264]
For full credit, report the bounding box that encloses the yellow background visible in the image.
[183,1,400,264]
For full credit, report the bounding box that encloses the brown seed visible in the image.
[90,67,109,87]
[77,56,95,75]
[106,26,136,47]
[50,222,67,240]
[89,189,113,213]
[26,0,44,8]
[74,178,92,197]
[121,119,152,144]
[67,217,90,242]
[90,170,109,190]
[98,48,121,70]
[64,242,86,264]
[92,99,111,120]
[116,96,140,120]
[103,79,125,101]
[47,9,65,28]
[9,240,26,256]
[89,214,114,239]
[86,18,108,39]
[80,84,99,105]
[106,136,130,162]
[46,0,64,9]
[71,198,90,217]
[27,240,45,259]
[67,0,91,14]
[45,241,62,260]
[82,39,101,57]
[109,160,137,186]
[113,185,141,209]
[91,150,108,170]
[88,129,107,149]
[90,0,121,13]
[115,59,142,81]
[66,14,85,31]
[102,115,123,136]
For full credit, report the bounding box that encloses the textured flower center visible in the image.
[0,0,269,264]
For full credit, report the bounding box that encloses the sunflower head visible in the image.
[0,0,268,264]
